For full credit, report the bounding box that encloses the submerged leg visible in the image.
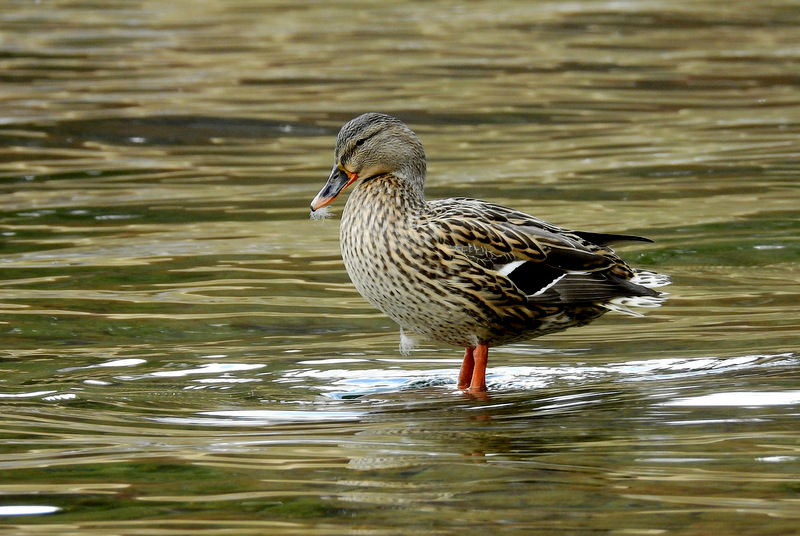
[457,347,475,389]
[469,344,489,392]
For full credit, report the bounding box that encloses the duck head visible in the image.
[310,113,426,211]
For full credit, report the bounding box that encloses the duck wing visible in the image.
[425,197,659,303]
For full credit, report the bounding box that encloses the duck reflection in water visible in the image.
[311,113,669,393]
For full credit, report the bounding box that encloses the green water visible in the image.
[1,1,799,534]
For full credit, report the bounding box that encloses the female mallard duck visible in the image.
[311,113,668,393]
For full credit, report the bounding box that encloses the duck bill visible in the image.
[310,164,358,211]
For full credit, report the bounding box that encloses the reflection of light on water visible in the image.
[111,362,268,390]
[758,456,798,463]
[614,354,769,375]
[665,418,769,426]
[0,506,60,516]
[149,363,265,377]
[59,358,146,372]
[0,390,57,398]
[284,365,457,399]
[289,353,798,399]
[663,390,800,407]
[42,393,78,401]
[203,409,361,421]
[298,358,371,365]
[153,409,364,426]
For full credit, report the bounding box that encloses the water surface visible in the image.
[1,1,799,534]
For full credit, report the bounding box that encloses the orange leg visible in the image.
[457,347,475,389]
[469,344,489,392]
[457,344,489,392]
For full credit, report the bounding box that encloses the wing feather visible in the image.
[427,197,615,272]
[425,197,659,301]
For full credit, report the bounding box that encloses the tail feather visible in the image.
[631,269,671,289]
[605,269,670,316]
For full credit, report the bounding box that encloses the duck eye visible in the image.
[355,138,366,147]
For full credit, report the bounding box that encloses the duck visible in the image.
[310,113,669,393]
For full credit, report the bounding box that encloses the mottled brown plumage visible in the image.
[311,113,669,392]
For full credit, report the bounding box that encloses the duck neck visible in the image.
[349,172,427,216]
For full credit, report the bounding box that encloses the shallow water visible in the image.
[1,0,800,534]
